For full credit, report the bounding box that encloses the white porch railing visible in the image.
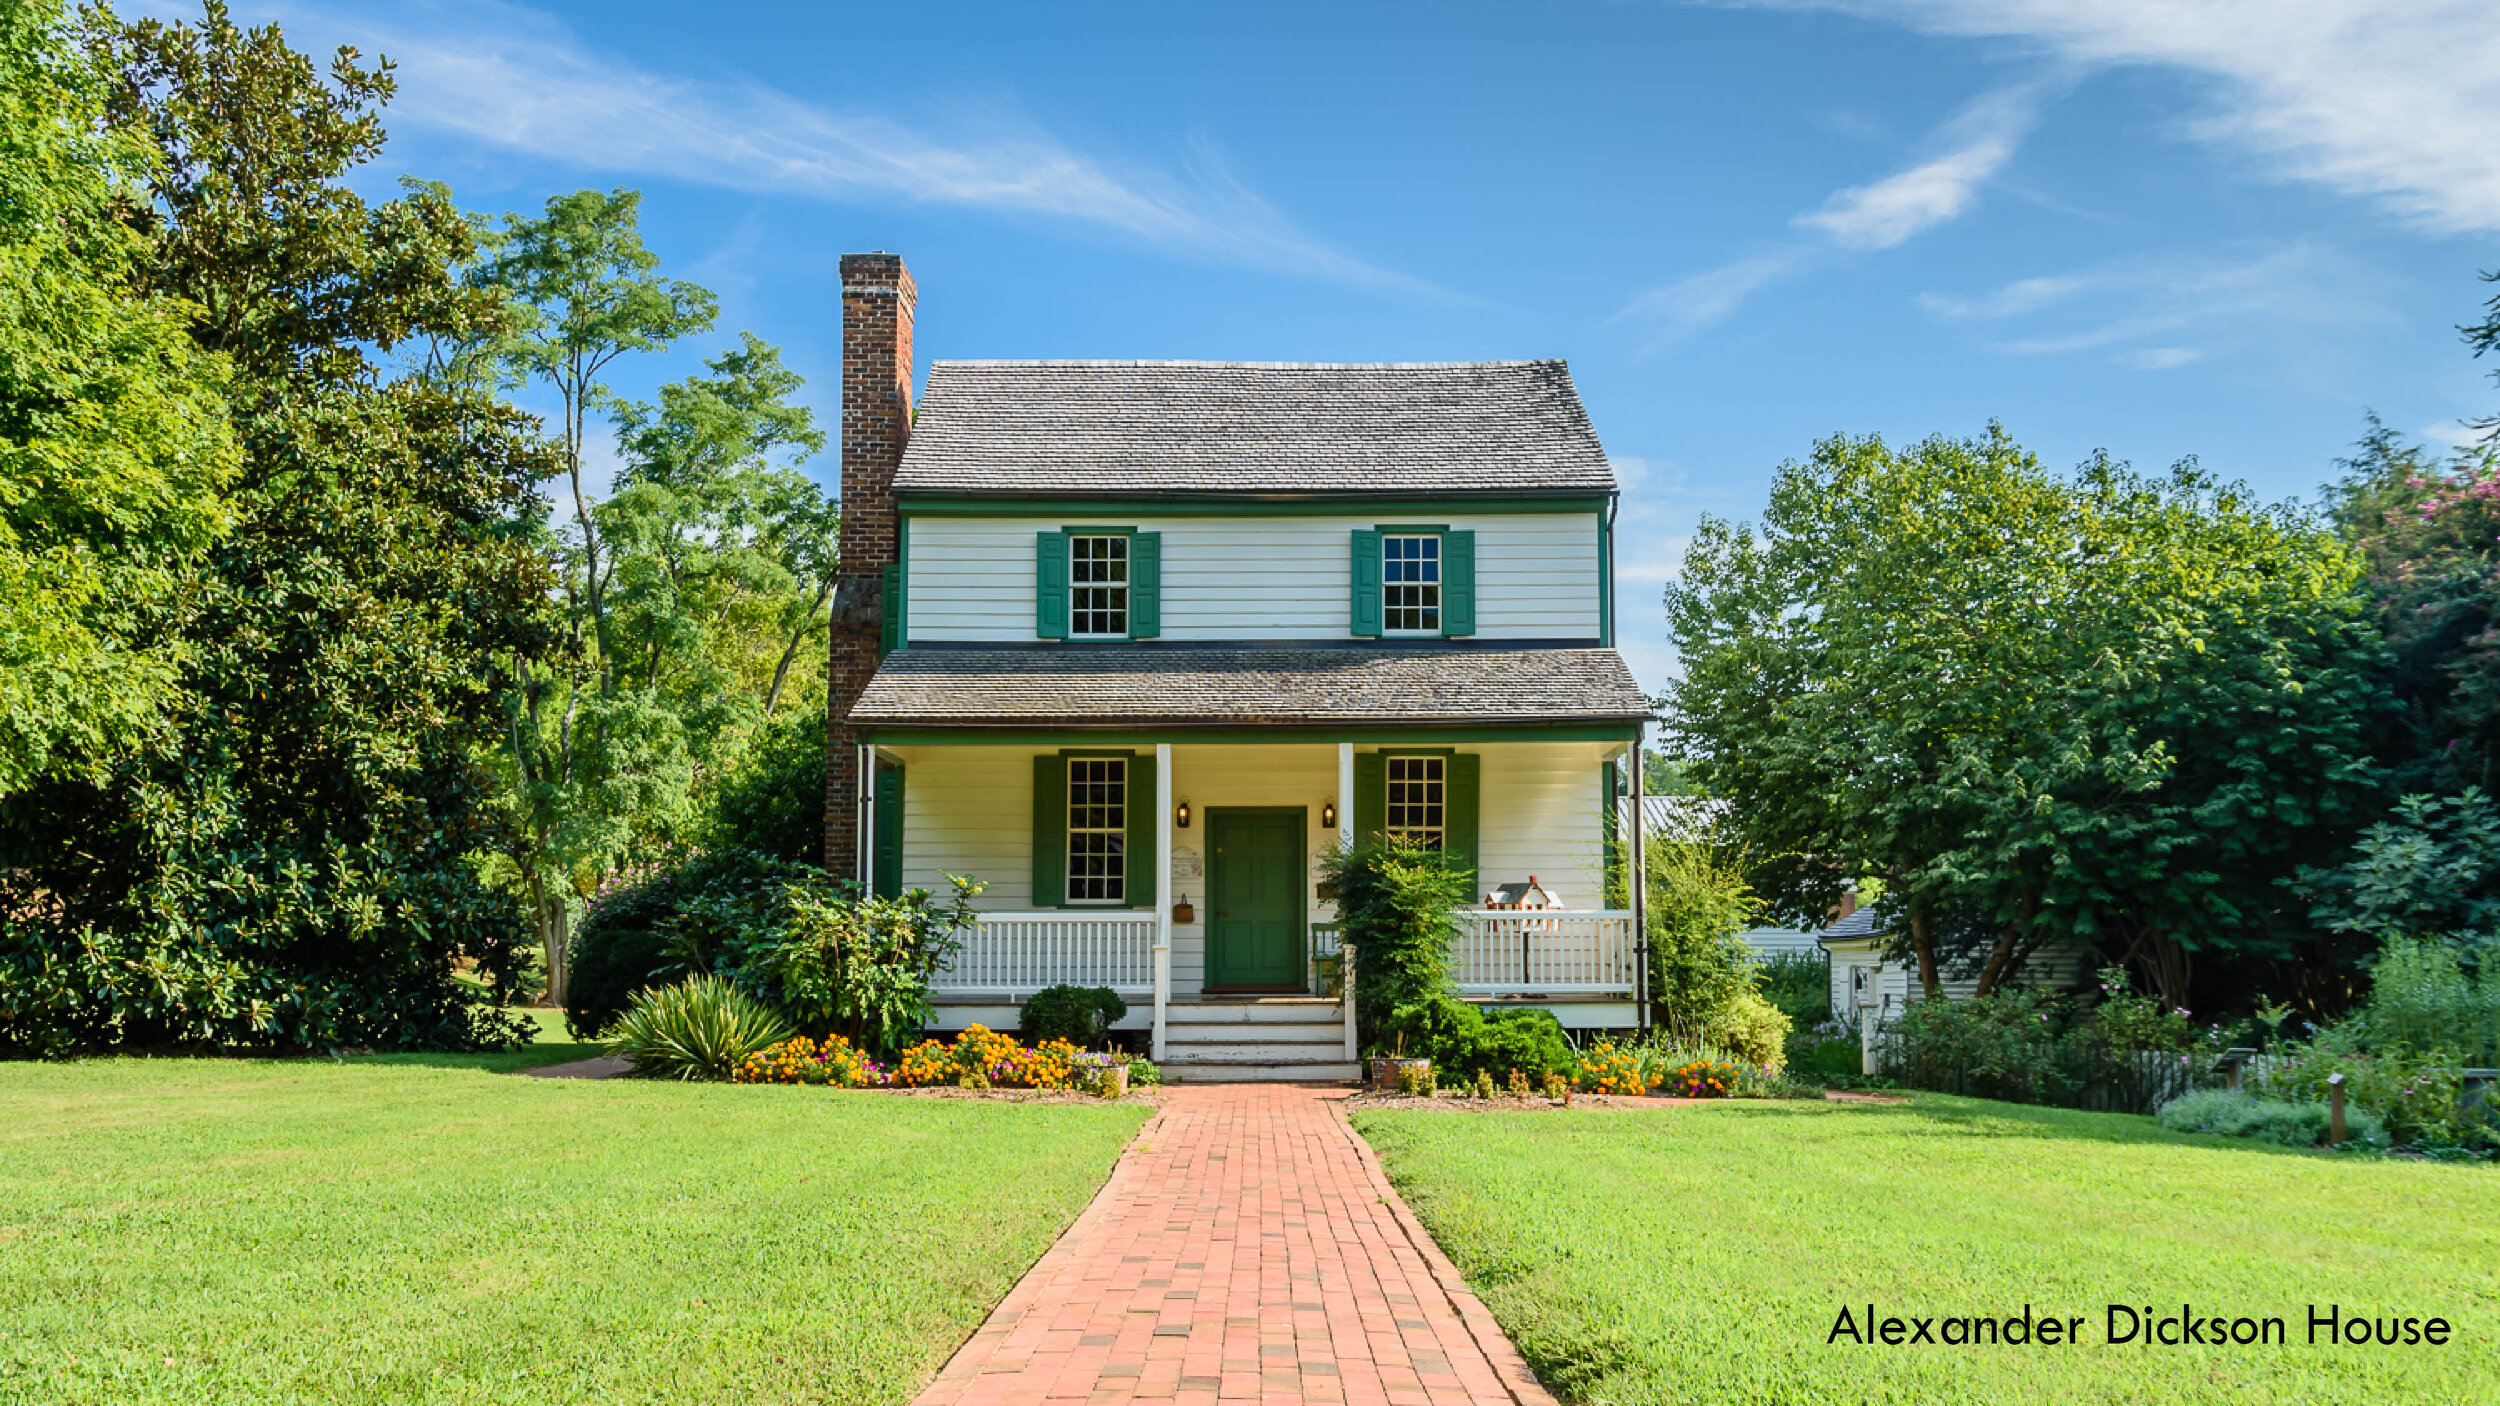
[933,912,1158,997]
[1318,912,1638,997]
[1452,911,1638,995]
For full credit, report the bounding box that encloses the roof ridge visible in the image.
[926,358,1563,371]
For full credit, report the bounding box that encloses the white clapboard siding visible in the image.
[1828,940,2098,1019]
[1473,742,1610,907]
[906,513,1603,642]
[887,740,1622,997]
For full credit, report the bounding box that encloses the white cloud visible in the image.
[1735,0,2500,233]
[222,0,1437,293]
[1616,254,1798,347]
[1622,82,2038,345]
[1924,243,2395,366]
[1792,84,2039,247]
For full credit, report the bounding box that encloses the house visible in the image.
[820,253,1654,1080]
[1821,906,2093,1031]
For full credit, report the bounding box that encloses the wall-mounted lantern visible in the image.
[1176,798,1191,829]
[1320,800,1338,829]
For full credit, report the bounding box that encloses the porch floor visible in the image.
[908,1083,1556,1406]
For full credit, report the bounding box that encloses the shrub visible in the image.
[1703,990,1792,1073]
[2245,1022,2481,1147]
[2363,935,2500,1065]
[1127,1056,1163,1087]
[603,975,794,1081]
[2157,1089,2389,1148]
[564,848,814,1040]
[1381,994,1574,1084]
[1755,950,1830,1029]
[564,866,687,1040]
[1646,832,1759,1043]
[702,701,828,864]
[1321,838,1472,1049]
[752,876,983,1057]
[1019,985,1128,1049]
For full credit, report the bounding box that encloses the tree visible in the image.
[0,0,235,796]
[1664,427,2386,1012]
[1,2,552,1053]
[2326,420,2500,795]
[476,187,715,692]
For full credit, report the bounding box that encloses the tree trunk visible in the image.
[1908,905,1941,1000]
[530,868,571,1010]
[1972,893,2037,997]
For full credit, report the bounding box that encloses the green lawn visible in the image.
[1353,1096,2500,1405]
[0,1057,1148,1406]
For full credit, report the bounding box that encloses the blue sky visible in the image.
[216,0,2500,688]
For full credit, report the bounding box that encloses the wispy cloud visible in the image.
[223,0,1440,294]
[1730,0,2500,234]
[1920,243,2394,367]
[1792,83,2040,248]
[1615,254,1797,348]
[1621,82,2039,345]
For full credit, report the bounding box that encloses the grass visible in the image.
[0,1055,1149,1405]
[1352,1095,2500,1405]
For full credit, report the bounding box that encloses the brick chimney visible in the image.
[824,252,915,878]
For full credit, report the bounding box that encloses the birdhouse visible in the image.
[1484,875,1561,910]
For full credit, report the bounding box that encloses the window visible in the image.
[1067,756,1127,902]
[1385,755,1445,850]
[1383,534,1441,634]
[1070,534,1129,638]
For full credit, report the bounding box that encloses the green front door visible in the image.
[1206,808,1305,990]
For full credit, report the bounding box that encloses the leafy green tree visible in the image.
[2326,419,2500,794]
[1664,427,2385,1011]
[1,2,551,1053]
[1643,829,1759,1041]
[477,186,715,688]
[2292,790,2500,943]
[0,0,235,796]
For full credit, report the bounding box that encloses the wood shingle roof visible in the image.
[894,360,1615,497]
[847,644,1652,730]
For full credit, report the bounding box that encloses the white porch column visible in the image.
[856,743,875,883]
[1336,743,1354,849]
[1629,728,1648,1031]
[1338,741,1356,1063]
[1153,742,1173,1062]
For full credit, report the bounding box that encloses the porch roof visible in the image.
[846,643,1651,733]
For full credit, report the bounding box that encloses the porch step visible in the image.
[1165,1017,1340,1041]
[1163,1038,1347,1062]
[1166,997,1340,1024]
[1155,1050,1360,1085]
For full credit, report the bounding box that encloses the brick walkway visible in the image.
[912,1083,1555,1406]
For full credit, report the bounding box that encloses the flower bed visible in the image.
[727,1024,1150,1095]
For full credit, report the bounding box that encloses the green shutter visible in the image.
[1353,751,1384,845]
[1349,529,1382,637]
[1441,529,1475,637]
[1124,751,1156,907]
[1031,754,1067,907]
[1035,531,1068,640]
[873,761,905,898]
[1130,532,1161,638]
[1446,752,1481,902]
[879,562,903,655]
[1601,761,1622,909]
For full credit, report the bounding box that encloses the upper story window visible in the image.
[1383,534,1441,635]
[1385,754,1445,850]
[1067,755,1128,902]
[1070,534,1129,639]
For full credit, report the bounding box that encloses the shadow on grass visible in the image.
[343,1043,604,1074]
[1716,1091,2369,1164]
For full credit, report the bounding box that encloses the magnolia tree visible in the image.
[1663,426,2387,1011]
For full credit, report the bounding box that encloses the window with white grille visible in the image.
[1067,756,1127,902]
[1383,534,1441,634]
[1386,755,1445,850]
[1070,535,1129,638]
